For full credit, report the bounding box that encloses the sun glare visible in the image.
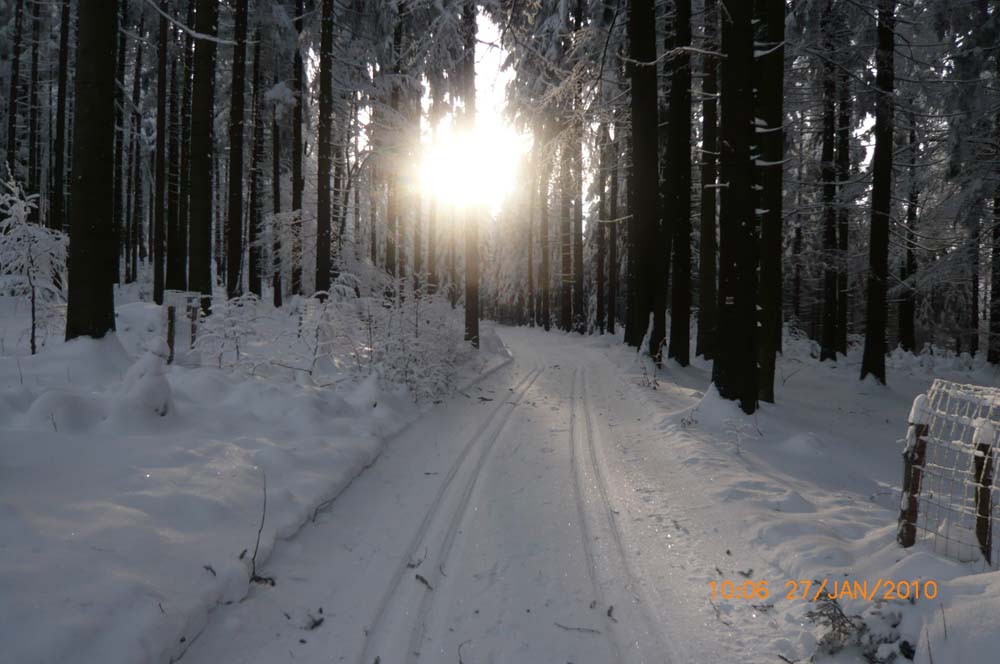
[418,122,527,212]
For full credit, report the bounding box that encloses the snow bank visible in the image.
[0,293,506,664]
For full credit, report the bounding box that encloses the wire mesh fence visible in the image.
[897,379,1000,571]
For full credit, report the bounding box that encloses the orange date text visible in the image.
[708,578,938,602]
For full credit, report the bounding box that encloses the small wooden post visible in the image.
[897,422,929,548]
[974,443,994,565]
[166,305,176,365]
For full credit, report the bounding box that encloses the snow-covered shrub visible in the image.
[194,294,264,368]
[0,171,67,354]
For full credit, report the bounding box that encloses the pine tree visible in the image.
[860,0,895,384]
[462,0,479,348]
[153,1,168,305]
[226,0,249,299]
[712,0,757,413]
[65,0,118,341]
[189,0,219,314]
[315,0,334,295]
[667,0,692,366]
[696,0,718,360]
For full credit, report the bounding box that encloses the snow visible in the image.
[0,290,506,664]
[5,290,1000,663]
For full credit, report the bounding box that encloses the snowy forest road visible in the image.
[182,328,738,664]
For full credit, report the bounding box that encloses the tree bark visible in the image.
[667,0,693,365]
[65,0,117,341]
[819,11,837,362]
[899,112,918,353]
[26,0,41,224]
[189,0,218,314]
[315,0,333,295]
[696,0,718,360]
[50,0,72,233]
[712,0,758,413]
[539,134,551,331]
[248,29,263,298]
[860,0,895,384]
[153,1,168,304]
[5,0,24,175]
[226,0,248,298]
[271,71,283,308]
[462,0,479,347]
[755,0,785,402]
[624,0,660,350]
[291,0,305,295]
[836,69,851,356]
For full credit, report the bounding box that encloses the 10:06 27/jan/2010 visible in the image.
[708,578,938,603]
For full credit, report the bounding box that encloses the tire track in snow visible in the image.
[572,367,684,664]
[358,363,545,664]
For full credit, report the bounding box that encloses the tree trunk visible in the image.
[176,0,195,292]
[560,142,573,331]
[315,0,333,295]
[26,0,40,224]
[990,50,1000,362]
[291,0,305,295]
[539,136,551,331]
[624,0,660,350]
[667,0,692,365]
[226,0,248,298]
[5,0,24,175]
[819,12,837,361]
[696,0,718,360]
[899,113,918,353]
[189,0,218,314]
[860,0,895,384]
[608,121,619,335]
[50,0,72,232]
[153,1,168,304]
[127,15,145,283]
[166,33,184,292]
[248,30,263,298]
[271,71,283,308]
[836,69,851,356]
[712,0,758,414]
[65,0,117,340]
[596,124,608,334]
[755,0,784,402]
[462,0,479,347]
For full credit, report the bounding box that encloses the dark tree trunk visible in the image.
[560,142,573,331]
[820,34,838,362]
[189,0,218,314]
[112,0,128,274]
[462,0,479,347]
[5,0,24,175]
[755,0,784,402]
[539,137,551,331]
[271,72,283,308]
[127,15,145,283]
[696,0,718,360]
[624,0,660,350]
[712,0,758,414]
[226,0,248,298]
[836,70,851,357]
[596,124,608,334]
[166,34,184,292]
[291,0,305,295]
[990,51,1000,362]
[177,0,195,292]
[26,0,40,223]
[860,0,895,384]
[50,0,72,232]
[65,0,117,340]
[667,0,693,365]
[315,0,333,295]
[899,113,918,353]
[608,121,619,335]
[153,2,168,304]
[248,30,263,298]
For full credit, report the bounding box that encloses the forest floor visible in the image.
[4,295,1000,663]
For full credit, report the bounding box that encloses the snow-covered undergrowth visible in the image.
[0,284,505,664]
[601,328,1000,664]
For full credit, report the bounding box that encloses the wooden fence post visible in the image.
[166,305,176,365]
[974,443,994,564]
[897,422,929,548]
[188,298,199,349]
